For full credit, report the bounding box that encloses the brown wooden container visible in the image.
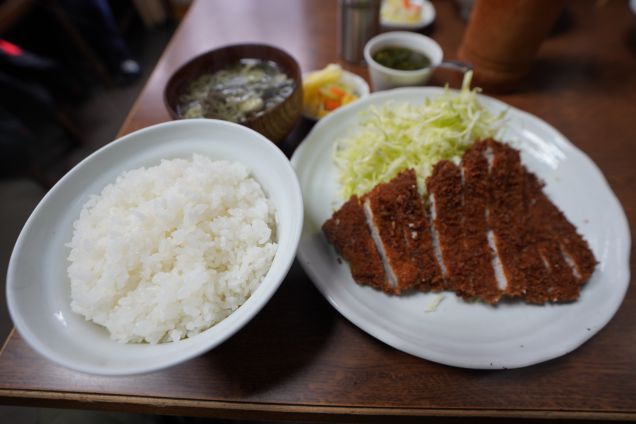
[457,0,566,91]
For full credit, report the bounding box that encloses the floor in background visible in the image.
[0,13,174,424]
[38,24,177,185]
[0,4,174,343]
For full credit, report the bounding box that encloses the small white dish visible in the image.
[364,31,443,91]
[6,119,304,375]
[380,0,436,30]
[301,69,370,121]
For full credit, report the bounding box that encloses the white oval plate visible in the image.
[7,119,303,375]
[290,87,630,369]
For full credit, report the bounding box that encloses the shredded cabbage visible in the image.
[333,72,506,198]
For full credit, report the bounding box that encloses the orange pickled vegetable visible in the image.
[302,65,360,118]
[329,85,347,99]
[323,98,341,111]
[319,85,339,100]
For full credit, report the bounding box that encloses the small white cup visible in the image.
[364,31,443,91]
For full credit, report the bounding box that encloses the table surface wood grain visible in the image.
[1,0,635,421]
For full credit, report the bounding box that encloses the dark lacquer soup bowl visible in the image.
[164,44,303,144]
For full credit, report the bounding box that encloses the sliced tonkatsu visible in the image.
[524,170,597,302]
[322,196,387,291]
[426,160,464,293]
[322,139,597,305]
[364,169,443,293]
[485,139,553,302]
[458,140,502,303]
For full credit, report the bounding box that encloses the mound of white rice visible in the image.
[67,154,277,344]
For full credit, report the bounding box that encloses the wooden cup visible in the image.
[457,0,566,92]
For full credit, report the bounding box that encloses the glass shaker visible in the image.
[339,0,381,64]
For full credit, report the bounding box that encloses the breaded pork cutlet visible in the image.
[525,170,597,302]
[322,196,387,291]
[426,160,463,293]
[525,171,596,283]
[458,141,502,303]
[323,139,596,305]
[485,140,554,303]
[363,169,443,294]
[524,171,580,302]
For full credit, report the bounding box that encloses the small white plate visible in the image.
[302,69,370,121]
[290,87,630,369]
[381,0,436,30]
[7,119,303,375]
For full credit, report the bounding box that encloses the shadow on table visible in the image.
[513,44,636,97]
[522,56,608,94]
[627,21,636,56]
[201,260,338,397]
[278,116,316,158]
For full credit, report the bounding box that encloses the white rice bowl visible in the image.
[7,119,303,375]
[67,154,277,344]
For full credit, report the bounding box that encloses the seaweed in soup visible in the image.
[178,58,295,123]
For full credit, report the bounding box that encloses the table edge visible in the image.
[0,389,634,422]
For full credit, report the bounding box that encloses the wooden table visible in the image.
[1,0,635,421]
